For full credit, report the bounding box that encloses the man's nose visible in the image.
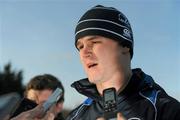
[81,44,92,58]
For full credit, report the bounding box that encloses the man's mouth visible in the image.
[87,63,98,68]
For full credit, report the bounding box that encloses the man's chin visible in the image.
[88,77,101,84]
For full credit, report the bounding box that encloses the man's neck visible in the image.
[96,69,132,96]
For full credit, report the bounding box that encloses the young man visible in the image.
[66,5,180,120]
[12,74,65,120]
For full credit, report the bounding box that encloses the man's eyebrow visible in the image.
[76,36,97,45]
[77,36,98,46]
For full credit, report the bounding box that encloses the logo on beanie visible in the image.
[123,29,131,39]
[118,13,130,27]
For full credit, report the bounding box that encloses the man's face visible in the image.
[27,89,53,104]
[27,89,63,114]
[77,35,126,84]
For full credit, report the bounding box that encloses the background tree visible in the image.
[0,63,25,96]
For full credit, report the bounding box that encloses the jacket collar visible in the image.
[71,68,155,101]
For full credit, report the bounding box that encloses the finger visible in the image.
[96,117,105,120]
[117,113,127,120]
[46,112,55,120]
[47,104,57,116]
[42,111,55,120]
[41,104,56,120]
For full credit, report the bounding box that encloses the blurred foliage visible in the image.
[0,62,25,96]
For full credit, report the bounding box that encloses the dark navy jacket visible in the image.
[66,69,180,120]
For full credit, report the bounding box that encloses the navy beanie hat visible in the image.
[75,5,134,58]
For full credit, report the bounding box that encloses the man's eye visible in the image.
[77,45,83,50]
[92,41,101,44]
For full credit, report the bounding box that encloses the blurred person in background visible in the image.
[11,74,65,120]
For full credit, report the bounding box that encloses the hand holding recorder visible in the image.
[10,88,63,120]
